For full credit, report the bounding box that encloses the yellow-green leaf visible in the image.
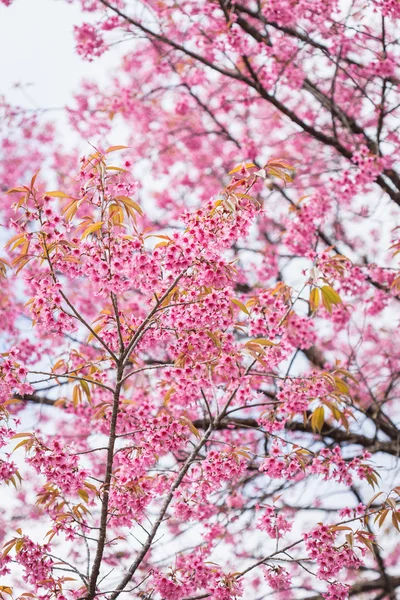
[231,298,250,315]
[321,285,342,304]
[311,406,325,433]
[334,377,349,395]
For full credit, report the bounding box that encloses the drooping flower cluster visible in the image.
[26,437,88,495]
[304,524,365,581]
[257,505,292,539]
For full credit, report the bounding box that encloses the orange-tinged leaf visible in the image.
[72,385,82,408]
[392,512,400,532]
[80,380,91,402]
[180,416,201,439]
[163,387,176,406]
[235,448,252,459]
[321,294,332,314]
[81,222,104,239]
[87,322,106,342]
[367,491,384,509]
[340,412,350,432]
[228,163,256,175]
[107,165,128,173]
[146,234,172,241]
[62,199,79,221]
[13,439,30,452]
[3,399,21,407]
[205,330,221,347]
[5,186,27,194]
[115,195,143,216]
[0,587,12,596]
[106,145,129,153]
[267,158,295,170]
[52,359,66,373]
[92,403,110,420]
[54,398,67,408]
[2,540,17,557]
[78,489,89,503]
[335,368,359,385]
[44,191,71,198]
[246,338,276,347]
[387,497,396,510]
[5,233,25,250]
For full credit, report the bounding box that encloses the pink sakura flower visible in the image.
[323,582,350,600]
[257,505,292,539]
[14,537,54,588]
[74,23,107,61]
[0,458,18,483]
[213,575,243,599]
[264,566,292,590]
[304,525,363,580]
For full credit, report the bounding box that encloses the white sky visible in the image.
[0,0,121,141]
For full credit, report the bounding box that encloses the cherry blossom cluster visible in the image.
[74,23,107,61]
[0,346,32,403]
[263,566,292,590]
[323,582,351,600]
[257,504,292,539]
[4,535,55,592]
[304,524,365,581]
[26,437,88,495]
[0,458,18,484]
[259,441,374,487]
